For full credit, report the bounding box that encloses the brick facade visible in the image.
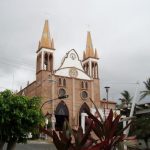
[19,20,101,128]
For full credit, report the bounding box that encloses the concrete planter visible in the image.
[7,141,16,150]
[0,141,5,150]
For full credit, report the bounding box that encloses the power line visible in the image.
[101,82,138,85]
[0,56,34,66]
[0,59,35,72]
[0,86,10,90]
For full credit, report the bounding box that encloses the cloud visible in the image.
[0,0,150,102]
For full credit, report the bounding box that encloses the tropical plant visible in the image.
[117,90,133,117]
[40,98,133,150]
[140,78,150,100]
[85,108,131,150]
[40,120,95,150]
[0,90,44,150]
[120,90,132,108]
[131,114,150,141]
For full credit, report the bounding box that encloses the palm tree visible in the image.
[118,90,132,109]
[118,90,133,117]
[140,78,150,100]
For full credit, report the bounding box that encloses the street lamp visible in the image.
[40,95,69,130]
[40,95,69,112]
[104,86,110,109]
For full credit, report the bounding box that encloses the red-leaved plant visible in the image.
[39,98,133,150]
[40,120,95,150]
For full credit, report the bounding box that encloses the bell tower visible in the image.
[36,20,55,74]
[82,32,99,79]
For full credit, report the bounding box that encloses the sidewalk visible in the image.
[28,138,53,144]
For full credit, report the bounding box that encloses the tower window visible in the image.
[36,53,41,73]
[49,54,53,71]
[44,53,48,70]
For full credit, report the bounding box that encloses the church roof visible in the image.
[37,20,55,51]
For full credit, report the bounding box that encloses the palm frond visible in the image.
[140,91,150,100]
[120,90,132,103]
[143,78,150,90]
[140,78,150,100]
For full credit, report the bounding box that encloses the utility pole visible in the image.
[104,86,110,109]
[126,82,139,136]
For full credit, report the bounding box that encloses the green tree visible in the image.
[0,90,44,150]
[140,78,150,100]
[131,114,150,142]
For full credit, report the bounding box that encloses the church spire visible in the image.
[83,51,86,60]
[38,20,55,51]
[95,48,99,59]
[83,31,99,60]
[82,32,99,78]
[85,31,95,58]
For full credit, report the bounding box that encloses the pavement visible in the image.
[3,140,57,150]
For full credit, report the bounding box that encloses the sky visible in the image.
[0,0,150,103]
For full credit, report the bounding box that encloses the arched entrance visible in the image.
[79,103,90,126]
[55,101,69,131]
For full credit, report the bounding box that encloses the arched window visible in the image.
[79,103,90,125]
[85,82,88,89]
[63,79,66,87]
[86,63,89,75]
[44,53,48,70]
[81,81,84,89]
[92,62,95,78]
[49,54,53,71]
[95,63,98,78]
[36,54,41,72]
[58,78,66,87]
[58,78,62,86]
[81,81,88,89]
[55,101,69,130]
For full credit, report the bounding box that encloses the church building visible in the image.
[19,20,101,129]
